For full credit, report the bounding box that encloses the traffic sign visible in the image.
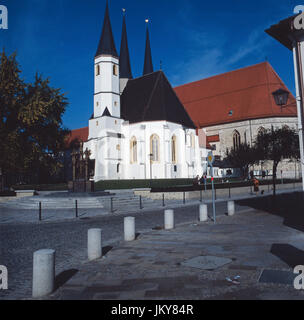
[207,151,214,166]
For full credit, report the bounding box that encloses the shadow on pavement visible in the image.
[54,269,79,290]
[236,192,304,232]
[102,246,113,256]
[270,243,304,269]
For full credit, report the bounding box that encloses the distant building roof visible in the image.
[121,71,196,129]
[207,135,220,143]
[174,62,297,128]
[66,127,89,148]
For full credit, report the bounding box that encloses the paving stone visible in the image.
[181,255,232,270]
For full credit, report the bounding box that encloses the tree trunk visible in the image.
[272,161,278,196]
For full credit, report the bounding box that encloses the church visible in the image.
[82,2,207,181]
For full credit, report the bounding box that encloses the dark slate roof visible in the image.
[143,27,153,75]
[121,71,196,129]
[95,1,118,58]
[102,107,112,117]
[119,15,133,79]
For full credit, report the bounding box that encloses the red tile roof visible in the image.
[174,62,297,128]
[207,135,220,143]
[66,127,89,148]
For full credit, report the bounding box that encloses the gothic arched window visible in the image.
[150,134,160,162]
[233,130,241,150]
[130,137,137,164]
[172,135,177,164]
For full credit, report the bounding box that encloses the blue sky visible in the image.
[0,0,301,130]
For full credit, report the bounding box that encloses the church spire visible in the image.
[119,9,132,79]
[143,20,153,75]
[95,0,118,58]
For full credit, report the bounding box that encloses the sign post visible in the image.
[207,152,216,223]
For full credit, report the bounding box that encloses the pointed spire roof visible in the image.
[119,11,133,79]
[143,22,153,75]
[95,1,118,58]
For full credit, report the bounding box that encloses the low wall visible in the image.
[134,182,302,201]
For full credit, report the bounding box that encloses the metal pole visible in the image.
[140,195,143,209]
[39,202,42,221]
[110,197,114,213]
[211,167,216,224]
[229,186,231,198]
[183,192,185,204]
[162,193,165,207]
[75,200,78,218]
[200,190,202,202]
[293,42,304,191]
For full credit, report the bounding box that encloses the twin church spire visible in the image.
[96,1,154,78]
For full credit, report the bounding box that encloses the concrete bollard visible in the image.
[199,204,208,222]
[88,228,102,261]
[32,249,55,298]
[124,217,135,241]
[164,209,174,230]
[227,201,235,216]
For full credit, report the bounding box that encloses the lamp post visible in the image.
[266,14,304,191]
[149,153,153,187]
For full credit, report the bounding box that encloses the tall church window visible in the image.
[233,130,241,150]
[190,133,195,148]
[172,135,177,164]
[150,134,160,162]
[130,137,137,164]
[96,65,100,76]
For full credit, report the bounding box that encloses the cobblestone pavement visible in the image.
[1,201,235,300]
[48,207,304,300]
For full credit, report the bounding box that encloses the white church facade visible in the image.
[83,2,207,181]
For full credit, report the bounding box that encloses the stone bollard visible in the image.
[124,217,135,241]
[32,249,55,298]
[88,228,102,261]
[199,204,208,222]
[164,209,174,230]
[227,201,235,216]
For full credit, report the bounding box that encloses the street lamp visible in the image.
[266,13,304,191]
[149,153,153,186]
[272,88,290,107]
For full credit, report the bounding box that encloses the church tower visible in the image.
[94,1,120,119]
[119,9,132,94]
[143,20,153,75]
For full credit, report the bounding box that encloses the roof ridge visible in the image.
[174,61,269,90]
[130,70,162,82]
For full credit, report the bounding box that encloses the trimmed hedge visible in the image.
[12,183,68,191]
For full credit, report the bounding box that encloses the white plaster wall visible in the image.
[94,56,120,118]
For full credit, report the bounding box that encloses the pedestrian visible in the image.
[253,177,260,196]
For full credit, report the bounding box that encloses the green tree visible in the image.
[255,126,300,196]
[0,51,70,187]
[224,142,258,179]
